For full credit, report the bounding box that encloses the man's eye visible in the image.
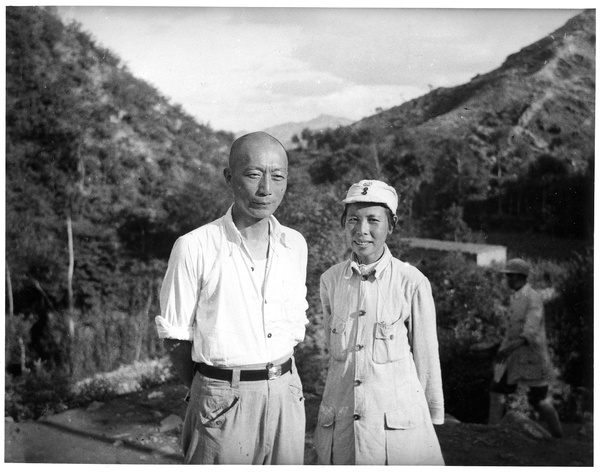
[246,173,261,179]
[273,174,286,181]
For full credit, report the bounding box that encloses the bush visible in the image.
[5,366,74,421]
[5,357,176,421]
[545,251,593,392]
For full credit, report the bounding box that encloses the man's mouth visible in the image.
[354,241,372,248]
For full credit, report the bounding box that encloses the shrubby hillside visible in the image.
[297,9,594,241]
[6,6,235,378]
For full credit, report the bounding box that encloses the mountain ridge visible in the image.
[262,113,354,148]
[351,9,595,175]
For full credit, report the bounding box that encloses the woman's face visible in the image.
[344,203,391,264]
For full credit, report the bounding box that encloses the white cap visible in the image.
[342,180,399,214]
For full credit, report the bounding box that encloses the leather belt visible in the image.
[195,358,292,382]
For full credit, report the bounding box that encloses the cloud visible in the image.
[292,8,581,88]
[57,6,583,132]
[269,76,347,97]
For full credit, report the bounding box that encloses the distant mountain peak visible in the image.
[263,114,354,148]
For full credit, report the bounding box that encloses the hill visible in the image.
[354,10,594,170]
[263,114,354,148]
[301,9,594,240]
[5,6,235,377]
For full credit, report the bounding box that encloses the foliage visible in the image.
[544,251,593,390]
[5,367,73,421]
[5,6,234,382]
[5,313,36,375]
[419,254,506,423]
[5,358,176,421]
[72,358,176,403]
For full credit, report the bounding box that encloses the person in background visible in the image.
[156,131,309,464]
[314,179,445,465]
[488,258,563,438]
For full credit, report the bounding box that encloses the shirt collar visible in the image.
[223,204,292,250]
[512,282,531,297]
[343,244,393,280]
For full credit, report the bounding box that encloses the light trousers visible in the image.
[181,358,306,464]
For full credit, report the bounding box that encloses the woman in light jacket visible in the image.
[314,180,445,465]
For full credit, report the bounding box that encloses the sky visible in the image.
[54,3,587,134]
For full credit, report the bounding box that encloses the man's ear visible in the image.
[223,167,232,185]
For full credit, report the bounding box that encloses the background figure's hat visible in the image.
[501,258,531,276]
[342,180,399,214]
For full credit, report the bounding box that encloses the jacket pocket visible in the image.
[373,322,404,364]
[329,318,349,361]
[315,406,335,464]
[384,407,417,430]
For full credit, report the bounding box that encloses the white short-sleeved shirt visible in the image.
[156,206,309,367]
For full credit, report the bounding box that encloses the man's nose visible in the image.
[258,174,272,195]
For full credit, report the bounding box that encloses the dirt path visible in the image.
[4,382,593,465]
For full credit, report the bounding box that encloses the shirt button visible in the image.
[353,414,360,421]
[354,380,362,387]
[390,334,394,340]
[267,333,272,338]
[362,275,368,281]
[358,310,366,316]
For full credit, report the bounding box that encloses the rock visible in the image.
[578,421,593,439]
[159,445,177,455]
[501,411,552,439]
[444,414,461,425]
[147,391,165,400]
[160,414,183,433]
[86,401,105,412]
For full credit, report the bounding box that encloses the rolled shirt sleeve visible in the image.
[156,236,199,341]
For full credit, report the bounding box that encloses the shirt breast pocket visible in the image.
[329,318,349,362]
[373,322,404,364]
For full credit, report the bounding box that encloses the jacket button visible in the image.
[389,334,394,340]
[354,380,362,387]
[353,414,360,421]
[355,344,363,351]
[267,333,272,338]
[358,310,366,316]
[332,328,337,333]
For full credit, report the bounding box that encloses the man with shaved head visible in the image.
[156,132,309,464]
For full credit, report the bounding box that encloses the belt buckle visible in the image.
[266,362,282,380]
